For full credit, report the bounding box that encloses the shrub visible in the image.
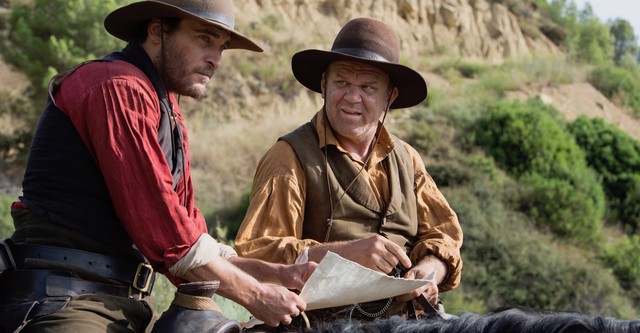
[599,235,640,304]
[518,171,603,241]
[0,0,128,162]
[567,116,640,231]
[1,0,127,99]
[473,100,580,177]
[443,179,635,318]
[471,100,605,241]
[0,90,36,161]
[0,193,15,238]
[588,65,640,115]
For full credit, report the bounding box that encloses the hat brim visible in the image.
[104,1,262,52]
[291,49,427,109]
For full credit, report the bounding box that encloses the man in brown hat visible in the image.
[0,0,315,332]
[235,17,463,330]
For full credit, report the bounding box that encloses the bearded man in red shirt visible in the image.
[0,1,315,332]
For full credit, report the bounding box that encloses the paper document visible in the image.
[299,251,433,310]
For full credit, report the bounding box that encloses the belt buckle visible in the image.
[0,238,17,276]
[132,262,154,293]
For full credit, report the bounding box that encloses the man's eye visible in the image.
[335,80,347,87]
[199,35,210,43]
[362,85,375,93]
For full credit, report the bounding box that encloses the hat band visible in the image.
[182,6,234,28]
[332,48,390,63]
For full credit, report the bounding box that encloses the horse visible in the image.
[307,306,640,333]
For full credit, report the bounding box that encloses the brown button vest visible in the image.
[279,117,419,251]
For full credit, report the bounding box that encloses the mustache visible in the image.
[195,64,215,78]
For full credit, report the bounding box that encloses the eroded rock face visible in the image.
[237,0,560,64]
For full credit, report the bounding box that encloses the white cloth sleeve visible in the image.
[168,233,237,276]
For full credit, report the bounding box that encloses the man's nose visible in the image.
[343,85,363,103]
[205,49,223,69]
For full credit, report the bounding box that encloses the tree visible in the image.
[574,12,614,64]
[1,0,128,100]
[610,18,637,65]
[0,0,129,160]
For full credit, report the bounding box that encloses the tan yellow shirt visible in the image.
[235,110,463,290]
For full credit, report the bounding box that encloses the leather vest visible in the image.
[279,116,418,251]
[19,43,183,259]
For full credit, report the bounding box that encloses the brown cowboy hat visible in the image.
[104,0,262,52]
[291,17,427,109]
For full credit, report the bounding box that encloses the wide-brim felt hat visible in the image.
[291,17,427,109]
[104,0,262,52]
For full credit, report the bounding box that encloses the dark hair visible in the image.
[129,17,182,43]
[308,306,640,333]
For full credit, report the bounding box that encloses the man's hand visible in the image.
[243,283,307,327]
[182,258,309,327]
[309,235,412,274]
[278,261,317,291]
[396,255,446,306]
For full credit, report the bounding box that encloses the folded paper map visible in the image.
[299,251,433,310]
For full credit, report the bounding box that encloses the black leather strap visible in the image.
[416,295,444,319]
[9,243,154,292]
[46,275,145,300]
[0,269,147,301]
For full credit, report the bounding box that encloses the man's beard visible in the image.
[160,41,213,100]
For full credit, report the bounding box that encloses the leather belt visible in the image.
[0,269,148,301]
[8,242,155,294]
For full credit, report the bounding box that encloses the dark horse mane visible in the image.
[308,306,640,333]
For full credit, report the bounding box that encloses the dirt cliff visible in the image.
[237,0,560,64]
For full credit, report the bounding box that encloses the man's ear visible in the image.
[389,86,399,105]
[147,18,163,45]
[320,72,326,99]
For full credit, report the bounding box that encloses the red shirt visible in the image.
[54,60,207,274]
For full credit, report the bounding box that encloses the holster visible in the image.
[151,281,240,333]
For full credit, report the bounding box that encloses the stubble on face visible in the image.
[160,37,213,100]
[323,61,392,144]
[156,20,223,101]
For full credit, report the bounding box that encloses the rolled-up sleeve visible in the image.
[234,141,320,264]
[404,143,463,291]
[58,61,208,275]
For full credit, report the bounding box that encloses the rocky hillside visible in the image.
[238,0,560,64]
[224,0,638,139]
[180,0,568,123]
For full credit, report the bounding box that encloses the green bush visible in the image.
[0,193,15,238]
[518,171,603,241]
[599,235,640,305]
[397,106,443,156]
[472,100,580,176]
[471,100,605,241]
[1,0,127,99]
[0,90,36,161]
[434,59,487,79]
[442,176,636,318]
[588,65,640,115]
[0,0,129,162]
[567,116,640,231]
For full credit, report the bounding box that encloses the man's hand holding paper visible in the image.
[299,251,434,311]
